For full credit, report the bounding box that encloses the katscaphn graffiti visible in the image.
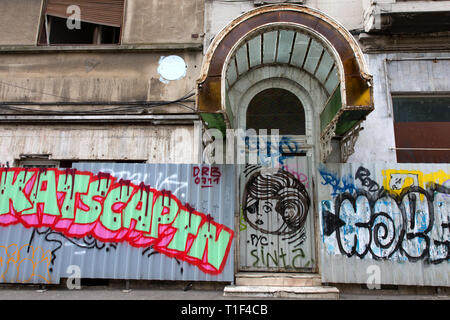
[320,166,450,264]
[0,168,234,275]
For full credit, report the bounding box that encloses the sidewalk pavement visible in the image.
[0,286,448,300]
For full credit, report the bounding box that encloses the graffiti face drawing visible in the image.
[243,169,310,237]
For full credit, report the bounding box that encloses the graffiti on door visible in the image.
[240,165,314,269]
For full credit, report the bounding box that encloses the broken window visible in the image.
[38,0,125,45]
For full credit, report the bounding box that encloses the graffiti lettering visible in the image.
[0,168,234,275]
[318,166,356,196]
[243,135,300,166]
[192,166,221,188]
[249,241,313,269]
[322,183,450,264]
[355,166,380,192]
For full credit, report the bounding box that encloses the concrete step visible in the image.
[235,272,322,287]
[223,285,339,299]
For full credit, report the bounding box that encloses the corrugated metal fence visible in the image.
[318,162,450,286]
[0,163,235,284]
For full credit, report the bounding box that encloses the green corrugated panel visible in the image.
[335,109,370,136]
[320,85,342,132]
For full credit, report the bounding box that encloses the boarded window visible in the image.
[393,96,450,163]
[38,0,125,45]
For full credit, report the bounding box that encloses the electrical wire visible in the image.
[0,91,197,114]
[0,79,198,113]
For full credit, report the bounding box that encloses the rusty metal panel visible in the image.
[394,122,450,163]
[318,162,450,286]
[0,163,235,284]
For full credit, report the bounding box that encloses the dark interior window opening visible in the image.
[38,0,124,45]
[42,16,120,45]
[246,88,306,136]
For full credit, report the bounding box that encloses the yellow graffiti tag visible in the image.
[382,169,450,200]
[0,244,52,284]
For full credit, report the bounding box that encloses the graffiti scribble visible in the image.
[0,244,51,283]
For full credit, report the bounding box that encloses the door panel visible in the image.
[239,156,316,272]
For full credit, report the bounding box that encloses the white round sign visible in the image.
[157,55,187,83]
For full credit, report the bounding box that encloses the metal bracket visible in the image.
[320,119,337,163]
[340,124,364,163]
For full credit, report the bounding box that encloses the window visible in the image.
[247,88,306,136]
[38,0,125,45]
[19,160,60,168]
[392,96,450,163]
[18,159,146,168]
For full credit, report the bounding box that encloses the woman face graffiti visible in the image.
[245,198,283,233]
[243,169,310,236]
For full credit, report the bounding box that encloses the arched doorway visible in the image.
[197,4,373,162]
[197,4,373,277]
[239,87,316,272]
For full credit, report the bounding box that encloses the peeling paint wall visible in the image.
[319,163,450,286]
[0,125,200,165]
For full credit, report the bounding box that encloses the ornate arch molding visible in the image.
[197,4,374,160]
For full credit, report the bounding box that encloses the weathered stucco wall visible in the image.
[348,52,450,163]
[0,0,42,46]
[308,0,363,31]
[204,0,364,50]
[0,124,200,164]
[0,0,204,46]
[122,0,205,45]
[0,51,202,108]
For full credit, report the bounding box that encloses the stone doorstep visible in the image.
[235,273,322,287]
[223,285,340,299]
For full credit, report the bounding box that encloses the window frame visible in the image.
[391,94,450,163]
[37,0,126,46]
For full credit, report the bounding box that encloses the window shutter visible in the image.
[45,0,125,27]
